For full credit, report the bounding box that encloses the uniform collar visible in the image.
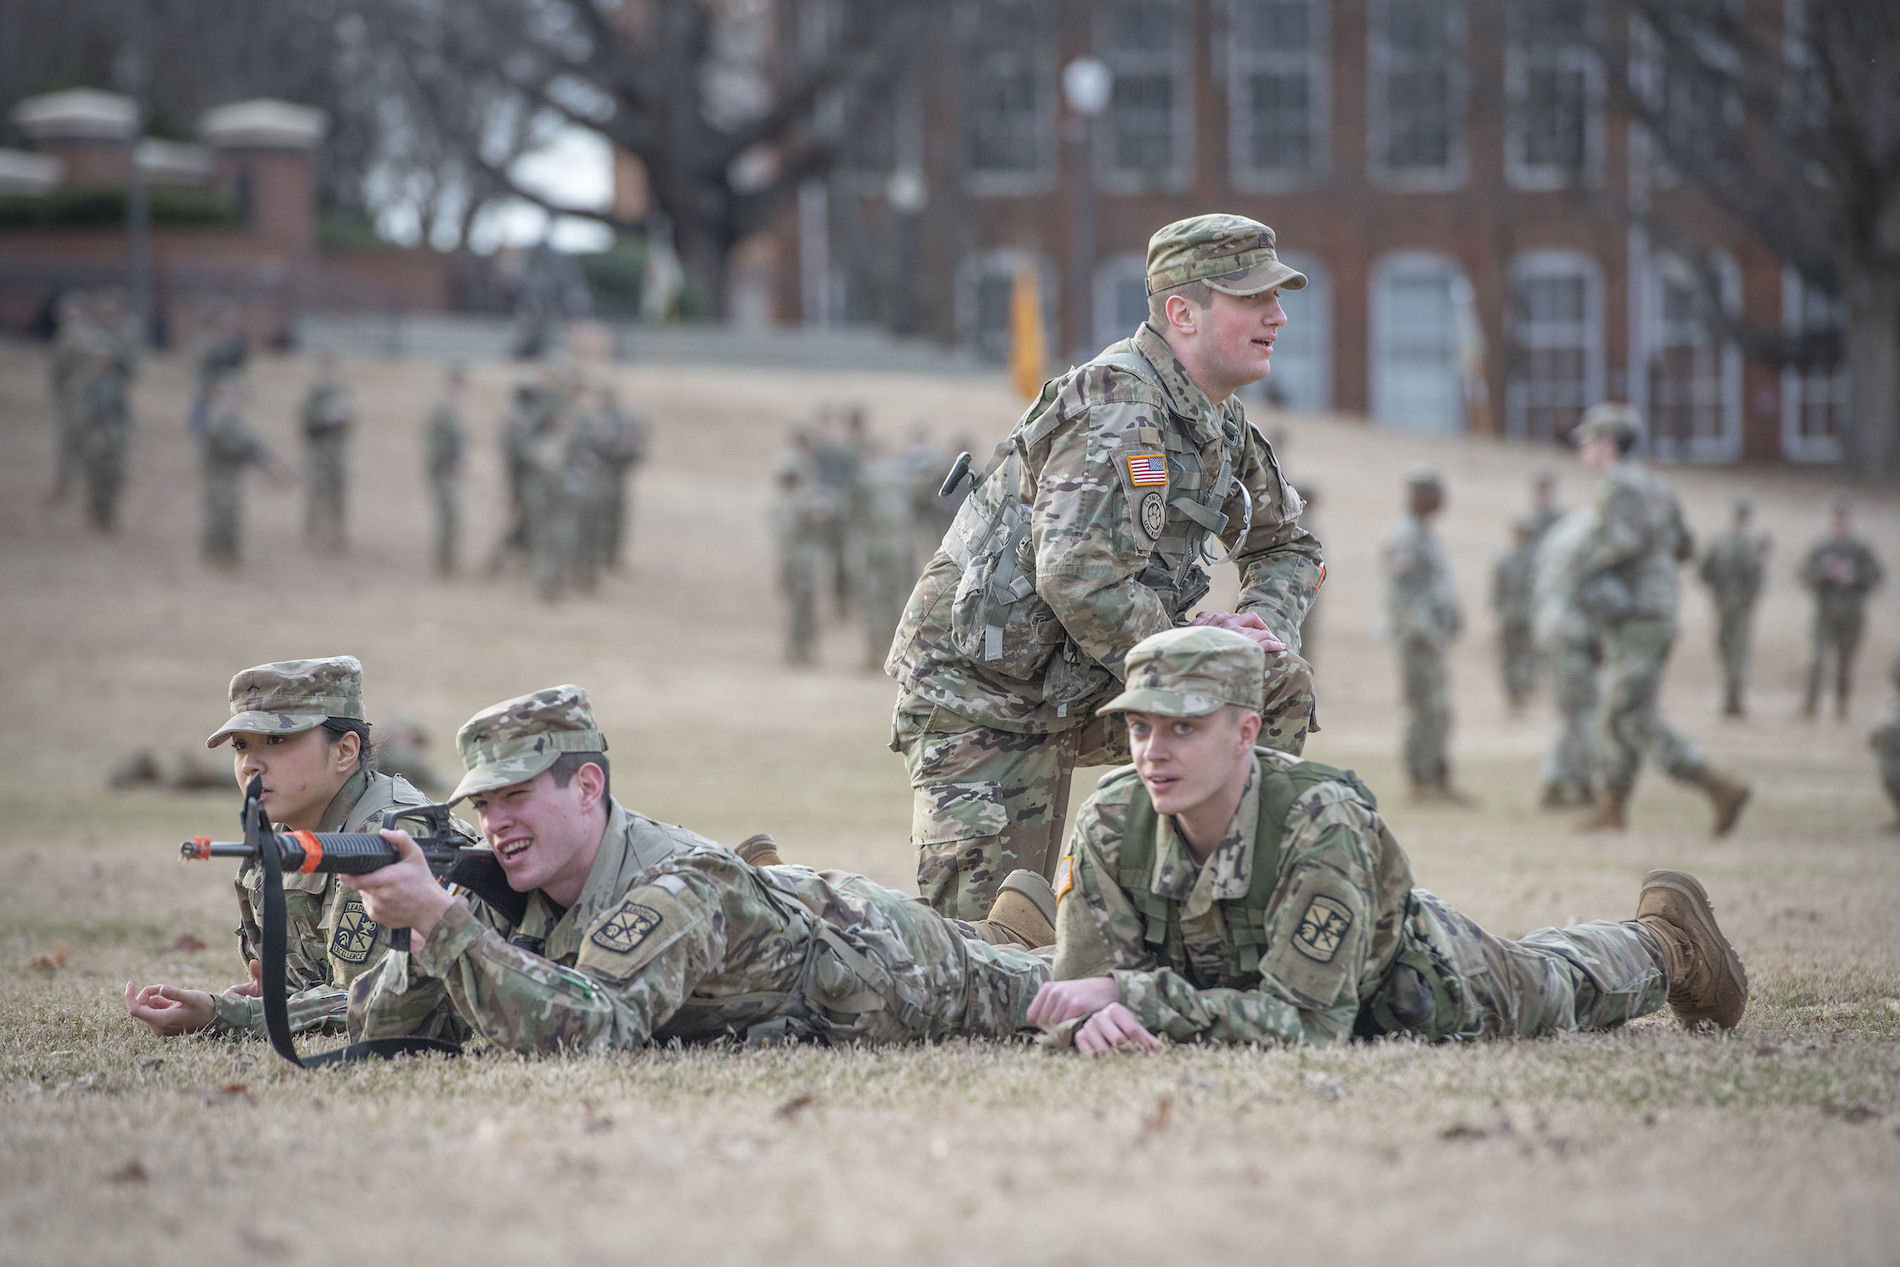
[1148,758,1261,917]
[1132,322,1231,445]
[314,768,371,832]
[537,799,637,961]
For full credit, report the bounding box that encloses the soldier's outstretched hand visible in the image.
[124,979,216,1035]
[1073,1003,1162,1056]
[1190,610,1286,653]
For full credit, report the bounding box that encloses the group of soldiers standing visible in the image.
[45,288,140,532]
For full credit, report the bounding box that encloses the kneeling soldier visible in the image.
[1029,627,1747,1054]
[346,686,1055,1052]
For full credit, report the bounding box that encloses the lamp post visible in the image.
[123,0,152,345]
[1062,55,1111,365]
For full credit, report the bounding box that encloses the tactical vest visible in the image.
[1109,753,1376,984]
[940,347,1250,714]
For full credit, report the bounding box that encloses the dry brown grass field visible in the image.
[1,337,1897,1265]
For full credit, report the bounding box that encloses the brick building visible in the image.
[775,0,1851,465]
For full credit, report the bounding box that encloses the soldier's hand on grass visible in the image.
[224,960,263,998]
[1189,610,1286,653]
[124,979,216,1035]
[1073,1003,1162,1056]
[1027,976,1119,1028]
[341,829,456,945]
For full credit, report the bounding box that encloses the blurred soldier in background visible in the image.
[492,374,554,573]
[1800,495,1885,720]
[771,450,831,666]
[856,437,917,671]
[1521,470,1562,542]
[901,424,960,566]
[1491,521,1538,711]
[373,717,450,798]
[199,378,283,567]
[76,288,138,533]
[425,363,467,576]
[521,379,584,601]
[1570,405,1750,836]
[46,290,91,500]
[813,407,865,618]
[1872,655,1900,830]
[300,352,356,552]
[1697,494,1770,717]
[1270,428,1322,666]
[577,384,650,576]
[1534,506,1603,808]
[191,306,248,436]
[1384,468,1467,801]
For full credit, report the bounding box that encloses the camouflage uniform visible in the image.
[494,382,551,568]
[48,296,92,496]
[1872,655,1900,827]
[1800,525,1884,718]
[301,376,356,551]
[888,216,1322,921]
[200,658,448,1037]
[1533,508,1604,802]
[1491,531,1538,708]
[1051,628,1671,1045]
[425,395,465,575]
[349,687,1050,1052]
[199,398,271,566]
[1696,506,1769,716]
[773,461,832,665]
[521,415,586,600]
[857,453,917,670]
[77,319,136,531]
[190,329,247,435]
[1383,489,1460,790]
[813,423,864,615]
[593,396,650,571]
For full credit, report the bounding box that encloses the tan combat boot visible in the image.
[1694,768,1752,838]
[735,833,784,868]
[1573,786,1628,833]
[1635,869,1748,1029]
[971,870,1058,949]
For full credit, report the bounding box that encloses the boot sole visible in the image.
[1712,784,1752,838]
[999,869,1058,926]
[1642,869,1748,1028]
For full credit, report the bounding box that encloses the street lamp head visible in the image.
[887,166,927,214]
[1063,56,1113,118]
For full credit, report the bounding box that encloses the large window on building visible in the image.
[1643,252,1741,462]
[1097,0,1193,191]
[1506,0,1599,188]
[1369,0,1466,188]
[1226,0,1328,189]
[1372,253,1470,433]
[1781,267,1847,463]
[1506,251,1603,442]
[958,249,1057,364]
[1092,252,1151,349]
[961,0,1056,193]
[1633,3,1742,186]
[1262,253,1331,410]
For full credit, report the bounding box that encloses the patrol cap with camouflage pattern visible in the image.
[206,656,365,748]
[1098,626,1266,718]
[1146,214,1307,297]
[450,684,607,804]
[1573,401,1641,445]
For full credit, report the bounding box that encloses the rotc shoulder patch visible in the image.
[1139,490,1167,539]
[1126,453,1168,488]
[591,902,664,955]
[1291,895,1353,963]
[329,893,379,965]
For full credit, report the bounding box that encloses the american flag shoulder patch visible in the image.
[1126,453,1168,487]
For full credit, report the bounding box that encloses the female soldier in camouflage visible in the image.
[124,656,447,1038]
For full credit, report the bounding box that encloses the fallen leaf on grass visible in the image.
[22,945,69,971]
[1440,1123,1494,1141]
[107,1160,147,1185]
[1138,1093,1174,1140]
[1820,1101,1881,1124]
[220,1083,248,1096]
[774,1091,817,1122]
[164,934,207,954]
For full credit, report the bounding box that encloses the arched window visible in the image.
[1371,252,1471,433]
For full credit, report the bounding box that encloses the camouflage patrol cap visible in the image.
[1406,465,1444,491]
[449,684,608,804]
[206,656,365,748]
[1098,626,1266,718]
[1573,402,1641,444]
[1146,214,1307,297]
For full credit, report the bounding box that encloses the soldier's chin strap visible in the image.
[247,776,461,1068]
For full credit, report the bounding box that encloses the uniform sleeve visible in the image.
[1227,425,1324,648]
[1577,478,1650,578]
[1051,796,1148,980]
[1029,400,1179,677]
[211,985,350,1037]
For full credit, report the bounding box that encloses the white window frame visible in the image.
[1370,250,1471,433]
[1641,250,1742,463]
[1505,250,1604,441]
[957,249,1058,364]
[1095,0,1196,193]
[1368,0,1468,191]
[1092,251,1152,351]
[1505,0,1603,190]
[1780,265,1847,463]
[1224,0,1330,191]
[959,0,1058,197]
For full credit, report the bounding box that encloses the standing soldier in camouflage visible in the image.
[300,352,356,552]
[126,657,456,1040]
[1491,521,1538,711]
[857,437,917,671]
[491,374,553,572]
[1697,494,1771,717]
[425,363,467,576]
[46,290,93,500]
[813,408,867,618]
[1534,506,1604,808]
[1800,496,1884,720]
[1030,627,1747,1053]
[1521,470,1562,542]
[521,387,585,601]
[772,452,832,666]
[1872,655,1900,830]
[199,378,281,568]
[190,306,248,436]
[345,685,1057,1053]
[888,214,1323,921]
[1384,469,1467,800]
[1570,404,1751,836]
[76,289,138,533]
[593,385,650,572]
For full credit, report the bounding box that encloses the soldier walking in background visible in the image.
[813,408,865,617]
[1534,506,1604,808]
[521,385,584,601]
[76,289,138,533]
[1800,496,1884,720]
[1491,521,1538,711]
[300,352,356,552]
[772,452,831,666]
[1384,469,1467,801]
[425,363,467,576]
[856,438,917,671]
[199,379,281,567]
[1521,470,1563,542]
[1697,494,1771,717]
[191,306,248,436]
[595,385,649,571]
[1570,405,1750,836]
[46,290,92,500]
[492,373,553,573]
[1872,655,1900,830]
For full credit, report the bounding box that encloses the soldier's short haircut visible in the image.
[319,716,374,772]
[1148,280,1215,328]
[1614,431,1638,457]
[548,750,611,800]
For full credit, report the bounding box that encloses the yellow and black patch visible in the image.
[590,902,664,955]
[329,893,379,965]
[1291,894,1353,963]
